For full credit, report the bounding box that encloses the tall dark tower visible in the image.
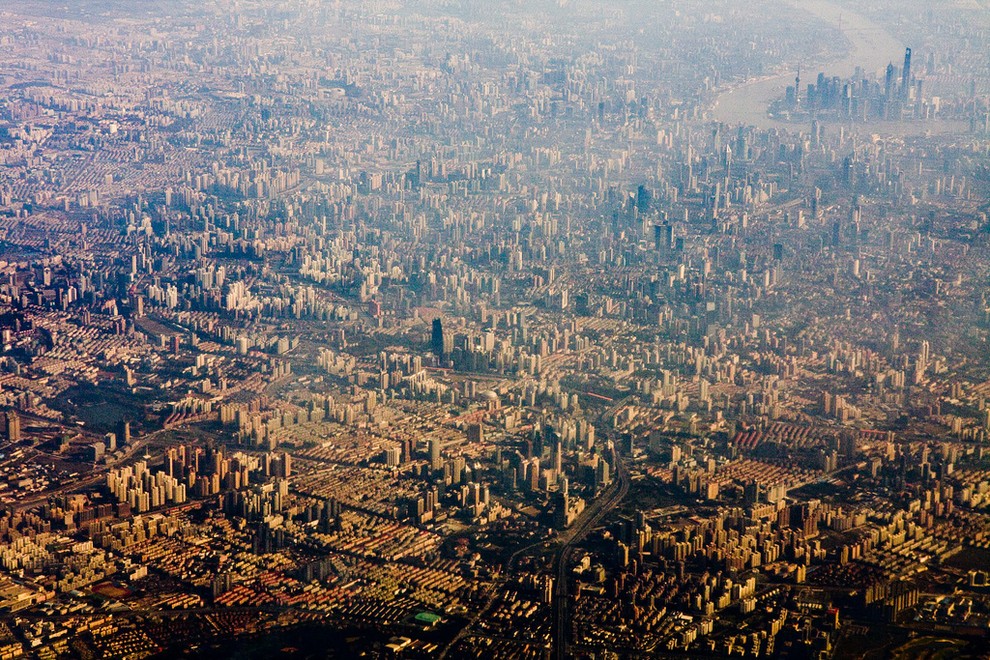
[794,68,801,107]
[901,48,912,101]
[431,318,445,358]
[654,223,673,253]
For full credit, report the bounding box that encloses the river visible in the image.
[710,0,907,130]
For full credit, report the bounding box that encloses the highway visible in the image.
[9,421,186,512]
[552,441,630,660]
[437,535,550,659]
[440,397,634,659]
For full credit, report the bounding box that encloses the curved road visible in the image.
[441,397,633,659]
[553,442,630,660]
[437,534,552,659]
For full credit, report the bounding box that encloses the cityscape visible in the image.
[0,0,989,658]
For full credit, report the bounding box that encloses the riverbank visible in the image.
[710,0,910,131]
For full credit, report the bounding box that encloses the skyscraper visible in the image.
[654,223,673,253]
[431,318,445,358]
[431,317,453,359]
[429,438,442,471]
[118,420,131,445]
[5,412,21,442]
[901,48,912,101]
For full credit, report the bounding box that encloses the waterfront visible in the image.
[711,0,906,129]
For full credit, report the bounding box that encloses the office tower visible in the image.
[467,423,484,443]
[118,420,131,445]
[654,223,673,253]
[5,412,21,442]
[554,491,570,529]
[901,48,912,100]
[885,63,895,99]
[429,438,442,471]
[735,126,748,160]
[385,445,401,468]
[431,318,445,357]
[636,185,651,214]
